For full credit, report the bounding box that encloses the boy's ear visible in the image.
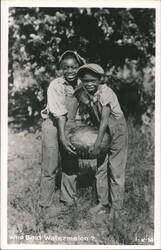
[100,75,109,85]
[100,75,105,84]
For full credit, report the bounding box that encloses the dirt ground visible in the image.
[7,120,154,245]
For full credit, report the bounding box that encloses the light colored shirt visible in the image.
[94,84,123,119]
[47,77,80,118]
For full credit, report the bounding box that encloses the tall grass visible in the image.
[8,118,154,245]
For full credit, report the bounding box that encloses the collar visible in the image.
[63,77,81,88]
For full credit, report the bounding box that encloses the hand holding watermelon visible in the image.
[65,123,110,159]
[60,137,77,155]
[88,143,102,157]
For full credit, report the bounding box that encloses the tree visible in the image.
[8,7,155,126]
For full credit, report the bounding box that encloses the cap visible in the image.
[59,50,86,66]
[77,63,104,77]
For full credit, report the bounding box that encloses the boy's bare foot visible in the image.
[89,203,110,215]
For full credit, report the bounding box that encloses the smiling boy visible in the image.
[40,51,85,214]
[76,64,128,217]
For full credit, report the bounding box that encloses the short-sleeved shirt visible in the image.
[47,77,80,118]
[93,84,123,119]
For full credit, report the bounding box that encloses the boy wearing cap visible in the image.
[75,63,128,217]
[40,51,85,213]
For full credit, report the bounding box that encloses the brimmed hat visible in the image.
[59,50,86,66]
[77,63,104,77]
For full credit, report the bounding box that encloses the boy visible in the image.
[40,51,85,215]
[75,63,128,217]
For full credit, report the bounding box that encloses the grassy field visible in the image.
[8,118,154,245]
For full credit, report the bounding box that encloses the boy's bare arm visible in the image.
[57,115,76,155]
[89,105,110,156]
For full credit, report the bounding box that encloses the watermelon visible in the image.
[65,122,110,159]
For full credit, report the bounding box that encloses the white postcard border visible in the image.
[1,0,161,249]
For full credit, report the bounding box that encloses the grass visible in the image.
[7,118,154,245]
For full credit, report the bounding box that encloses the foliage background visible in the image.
[8,7,155,128]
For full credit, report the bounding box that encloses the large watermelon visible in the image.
[66,123,110,159]
[65,122,110,173]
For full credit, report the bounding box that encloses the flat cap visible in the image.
[59,50,86,66]
[77,63,104,77]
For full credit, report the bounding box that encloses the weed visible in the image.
[8,119,154,245]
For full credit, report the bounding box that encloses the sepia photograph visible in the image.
[1,0,161,249]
